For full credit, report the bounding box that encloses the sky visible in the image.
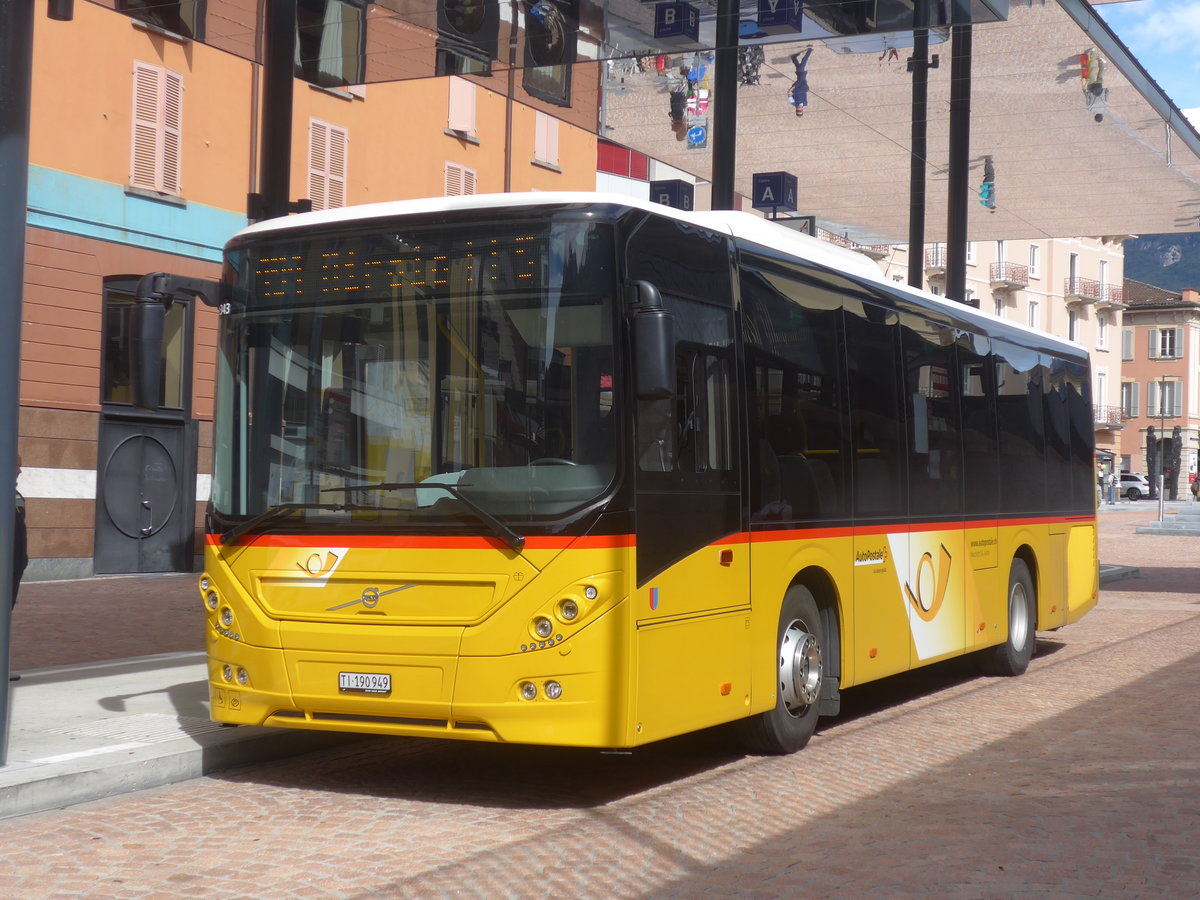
[1096,0,1200,126]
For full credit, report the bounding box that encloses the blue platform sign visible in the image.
[649,179,695,211]
[751,171,798,214]
[654,2,700,42]
[686,120,707,149]
[757,0,803,35]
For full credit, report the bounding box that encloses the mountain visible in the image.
[1123,233,1200,291]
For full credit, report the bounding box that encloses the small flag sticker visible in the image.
[649,587,659,611]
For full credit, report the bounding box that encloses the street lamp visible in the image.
[1158,376,1166,522]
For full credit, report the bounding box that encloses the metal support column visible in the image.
[710,0,739,209]
[906,4,932,289]
[253,0,297,221]
[944,18,972,304]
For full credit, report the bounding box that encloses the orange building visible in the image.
[1117,283,1200,498]
[20,0,599,579]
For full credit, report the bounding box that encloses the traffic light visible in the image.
[979,156,996,209]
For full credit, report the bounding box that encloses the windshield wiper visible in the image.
[324,481,526,552]
[220,502,347,545]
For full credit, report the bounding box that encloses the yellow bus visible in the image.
[193,193,1097,754]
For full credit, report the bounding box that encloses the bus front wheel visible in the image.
[977,558,1036,677]
[736,584,824,755]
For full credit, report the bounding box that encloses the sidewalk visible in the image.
[2,505,1193,820]
[3,573,360,820]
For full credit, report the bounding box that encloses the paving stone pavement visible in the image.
[0,504,1197,899]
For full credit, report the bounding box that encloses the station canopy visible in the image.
[135,0,1200,245]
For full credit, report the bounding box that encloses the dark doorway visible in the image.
[94,276,198,574]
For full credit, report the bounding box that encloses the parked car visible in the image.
[1120,472,1150,500]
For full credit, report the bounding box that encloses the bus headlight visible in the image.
[584,585,598,600]
[519,681,538,700]
[544,680,563,700]
[533,616,553,639]
[558,599,579,622]
[221,607,234,627]
[236,668,249,686]
[206,591,219,610]
[222,665,233,682]
[199,576,210,592]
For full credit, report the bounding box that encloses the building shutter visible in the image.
[131,62,183,195]
[309,118,348,210]
[445,162,477,196]
[447,77,476,134]
[1147,328,1159,359]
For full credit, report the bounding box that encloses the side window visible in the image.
[637,296,736,490]
[741,265,848,522]
[844,300,906,518]
[994,340,1046,513]
[901,314,963,518]
[958,333,998,514]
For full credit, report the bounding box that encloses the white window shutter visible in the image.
[535,112,559,166]
[1131,382,1139,418]
[1148,328,1159,359]
[309,119,329,210]
[447,77,476,134]
[131,63,161,191]
[161,69,183,194]
[1147,381,1158,417]
[1171,327,1182,358]
[327,124,347,208]
[445,162,476,196]
[1172,383,1183,416]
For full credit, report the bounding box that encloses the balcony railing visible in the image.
[1065,276,1102,303]
[924,247,946,270]
[1094,405,1127,428]
[990,262,1028,289]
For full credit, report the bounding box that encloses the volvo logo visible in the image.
[327,583,417,611]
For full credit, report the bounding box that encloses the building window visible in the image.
[1148,327,1182,359]
[1096,371,1107,406]
[1028,244,1040,279]
[965,241,975,265]
[102,277,190,412]
[1027,300,1039,329]
[118,0,205,40]
[296,0,366,89]
[308,119,347,210]
[447,77,477,136]
[1121,328,1134,360]
[996,240,1006,264]
[1148,380,1182,417]
[1120,381,1138,418]
[534,112,559,167]
[445,162,477,196]
[993,294,1003,317]
[1097,312,1108,349]
[1068,309,1079,342]
[131,62,183,196]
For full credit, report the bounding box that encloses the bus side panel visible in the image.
[1065,523,1098,624]
[901,527,968,669]
[966,523,1000,652]
[633,537,752,742]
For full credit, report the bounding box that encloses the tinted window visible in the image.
[742,267,848,522]
[844,300,905,519]
[901,313,962,518]
[994,340,1046,513]
[958,333,999,514]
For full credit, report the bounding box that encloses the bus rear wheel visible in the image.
[977,558,1036,676]
[736,584,824,755]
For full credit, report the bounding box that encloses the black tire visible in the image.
[736,584,825,754]
[977,558,1036,676]
[1126,487,1141,501]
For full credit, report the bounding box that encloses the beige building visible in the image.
[877,237,1128,475]
[1117,283,1200,498]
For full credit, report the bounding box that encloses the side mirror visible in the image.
[631,281,675,400]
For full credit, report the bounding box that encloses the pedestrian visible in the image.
[11,453,27,682]
[667,65,689,140]
[1109,470,1119,505]
[787,47,812,117]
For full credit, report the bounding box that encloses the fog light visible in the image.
[533,616,553,639]
[520,681,538,700]
[207,591,219,610]
[222,665,233,682]
[236,668,249,685]
[558,599,579,621]
[544,680,563,700]
[221,607,234,627]
[584,585,598,600]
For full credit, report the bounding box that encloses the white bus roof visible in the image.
[231,191,1084,359]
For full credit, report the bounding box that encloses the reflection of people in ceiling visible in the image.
[787,49,812,117]
[525,0,565,66]
[667,65,689,140]
[1080,48,1108,122]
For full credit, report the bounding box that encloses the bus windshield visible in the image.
[211,214,619,537]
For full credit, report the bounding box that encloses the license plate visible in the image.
[338,671,391,694]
